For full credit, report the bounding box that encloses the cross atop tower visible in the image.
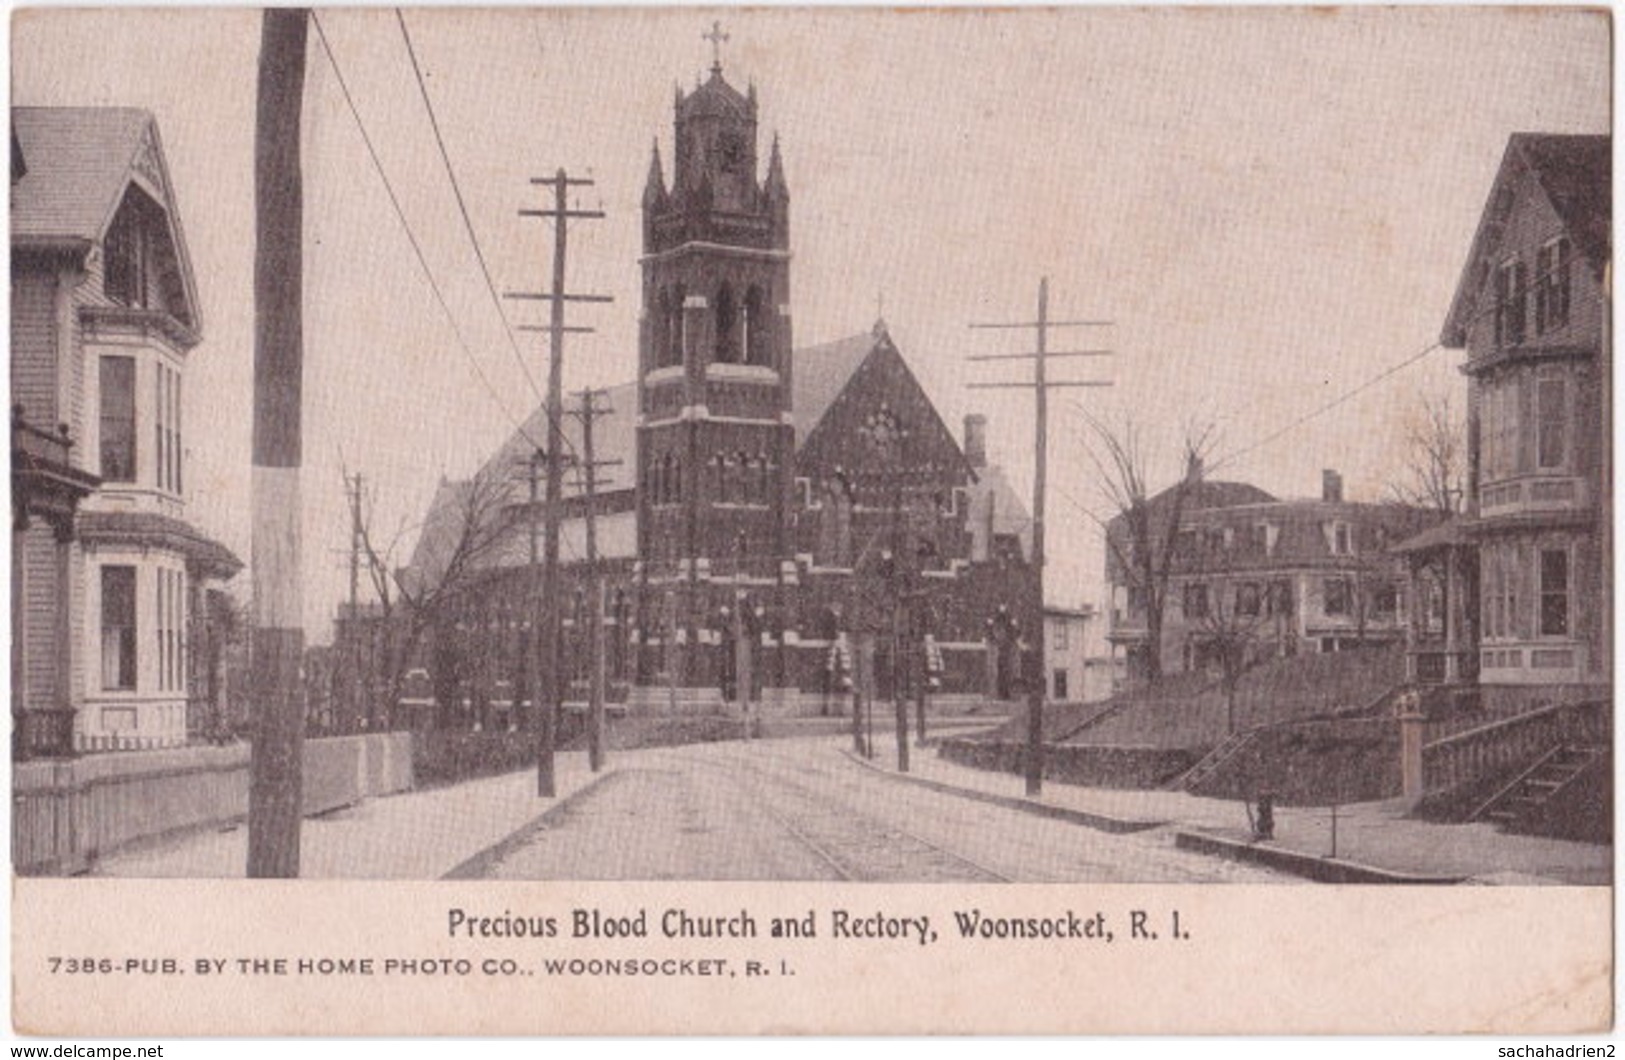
[703,20,730,74]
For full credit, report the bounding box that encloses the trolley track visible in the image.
[677,750,1013,883]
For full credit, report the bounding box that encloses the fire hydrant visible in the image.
[1254,793,1276,841]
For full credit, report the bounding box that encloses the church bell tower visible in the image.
[636,29,794,691]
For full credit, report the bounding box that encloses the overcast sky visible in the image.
[12,7,1609,639]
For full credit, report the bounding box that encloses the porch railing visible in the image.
[1421,698,1608,795]
[1408,647,1478,685]
[13,708,76,760]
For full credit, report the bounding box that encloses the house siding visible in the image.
[11,271,58,427]
[1455,136,1609,699]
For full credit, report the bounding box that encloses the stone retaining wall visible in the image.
[938,737,1196,789]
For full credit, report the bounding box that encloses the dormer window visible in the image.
[1323,520,1352,556]
[1535,237,1572,334]
[1494,257,1527,348]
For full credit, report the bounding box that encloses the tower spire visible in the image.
[765,133,788,197]
[702,20,730,75]
[643,137,666,207]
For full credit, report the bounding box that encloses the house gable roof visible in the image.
[11,107,202,337]
[1442,133,1610,348]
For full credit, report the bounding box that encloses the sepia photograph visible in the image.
[7,5,1613,1036]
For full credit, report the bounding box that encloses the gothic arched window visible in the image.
[668,453,681,503]
[734,451,750,503]
[712,455,727,502]
[654,288,673,368]
[755,451,772,504]
[714,283,739,364]
[745,285,768,366]
[668,284,686,368]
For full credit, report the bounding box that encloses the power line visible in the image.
[309,11,544,456]
[1172,231,1577,476]
[1208,339,1445,475]
[312,13,592,572]
[394,8,544,408]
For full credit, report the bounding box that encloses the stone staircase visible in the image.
[1167,728,1257,791]
[1472,744,1608,832]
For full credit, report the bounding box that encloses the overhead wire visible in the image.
[393,8,545,409]
[310,10,544,457]
[311,10,587,562]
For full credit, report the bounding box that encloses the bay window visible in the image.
[100,355,137,483]
[101,566,137,691]
[1539,548,1569,637]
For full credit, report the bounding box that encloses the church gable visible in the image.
[795,327,974,505]
[796,326,962,484]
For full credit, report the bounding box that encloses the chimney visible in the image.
[1185,452,1204,483]
[1322,469,1344,503]
[963,414,988,469]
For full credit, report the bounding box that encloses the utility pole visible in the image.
[345,471,365,731]
[571,387,620,772]
[888,419,912,774]
[508,170,609,797]
[729,534,757,743]
[969,277,1113,798]
[248,7,308,878]
[521,446,543,740]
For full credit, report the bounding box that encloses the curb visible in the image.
[440,769,622,879]
[841,749,1164,835]
[1173,830,1465,885]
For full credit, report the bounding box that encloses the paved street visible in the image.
[464,739,1285,883]
[87,732,1609,884]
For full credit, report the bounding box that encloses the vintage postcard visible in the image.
[8,5,1613,1037]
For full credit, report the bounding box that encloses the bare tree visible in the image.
[1185,552,1270,735]
[1080,412,1217,684]
[351,463,520,729]
[1388,392,1466,514]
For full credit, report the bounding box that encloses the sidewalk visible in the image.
[90,750,612,879]
[854,731,1613,885]
[87,733,1612,885]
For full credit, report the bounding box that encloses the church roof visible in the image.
[478,380,640,499]
[791,329,883,447]
[966,462,1033,557]
[677,70,753,122]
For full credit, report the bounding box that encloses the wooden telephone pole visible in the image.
[248,7,309,878]
[969,277,1113,798]
[507,171,609,797]
[571,387,621,772]
[344,471,366,731]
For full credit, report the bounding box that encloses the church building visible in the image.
[402,52,1038,725]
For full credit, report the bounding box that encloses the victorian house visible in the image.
[1399,133,1610,712]
[1106,466,1440,686]
[11,108,240,755]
